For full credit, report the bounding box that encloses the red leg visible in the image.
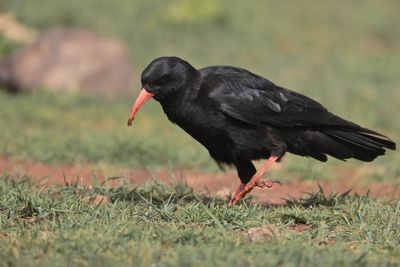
[230,156,280,205]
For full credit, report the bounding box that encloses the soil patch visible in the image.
[1,157,398,205]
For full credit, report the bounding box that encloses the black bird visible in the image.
[128,56,396,205]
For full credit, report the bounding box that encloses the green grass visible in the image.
[0,34,18,59]
[0,175,399,267]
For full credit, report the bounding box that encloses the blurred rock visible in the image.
[0,28,134,96]
[247,224,280,242]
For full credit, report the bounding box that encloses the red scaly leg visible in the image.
[230,156,280,205]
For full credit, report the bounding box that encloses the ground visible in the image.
[1,166,399,267]
[1,156,399,205]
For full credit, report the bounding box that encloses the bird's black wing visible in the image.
[201,68,392,137]
[202,69,332,127]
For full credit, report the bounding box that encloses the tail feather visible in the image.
[323,129,396,162]
[285,109,395,162]
[358,132,396,150]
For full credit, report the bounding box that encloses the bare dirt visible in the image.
[1,156,399,205]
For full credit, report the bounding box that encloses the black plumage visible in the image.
[128,56,396,203]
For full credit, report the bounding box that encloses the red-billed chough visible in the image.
[128,56,396,205]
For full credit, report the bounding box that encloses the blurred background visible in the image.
[0,0,399,186]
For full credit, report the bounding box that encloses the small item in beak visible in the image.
[127,88,154,126]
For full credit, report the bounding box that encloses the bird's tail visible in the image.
[322,128,396,162]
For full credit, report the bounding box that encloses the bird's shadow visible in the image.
[104,178,357,210]
[259,184,354,209]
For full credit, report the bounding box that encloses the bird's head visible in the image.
[127,56,198,126]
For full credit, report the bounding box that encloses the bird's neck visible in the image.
[159,90,193,124]
[159,78,201,124]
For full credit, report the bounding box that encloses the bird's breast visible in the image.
[163,103,225,143]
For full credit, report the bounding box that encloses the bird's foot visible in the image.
[228,182,256,206]
[228,195,241,206]
[127,117,134,126]
[228,183,245,206]
[229,156,281,206]
[255,179,282,188]
[228,179,282,206]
